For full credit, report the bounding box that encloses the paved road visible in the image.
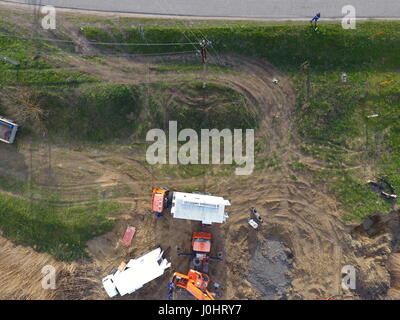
[3,0,400,19]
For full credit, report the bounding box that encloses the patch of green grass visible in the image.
[0,69,97,86]
[296,78,364,145]
[329,174,392,222]
[291,161,310,172]
[255,155,280,170]
[210,167,235,177]
[177,185,207,193]
[300,144,347,168]
[295,69,400,220]
[380,154,400,193]
[158,164,207,179]
[0,192,122,261]
[14,78,258,143]
[164,81,259,132]
[0,174,31,194]
[0,41,52,71]
[312,169,336,183]
[151,62,232,74]
[39,83,142,142]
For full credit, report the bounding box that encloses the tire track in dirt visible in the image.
[191,56,349,298]
[45,53,305,299]
[215,172,351,299]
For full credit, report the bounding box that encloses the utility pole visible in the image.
[29,141,33,203]
[30,0,42,29]
[199,39,209,65]
[29,0,42,58]
[199,40,211,89]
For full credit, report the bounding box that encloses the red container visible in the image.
[121,226,136,246]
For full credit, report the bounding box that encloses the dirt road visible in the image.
[3,0,400,19]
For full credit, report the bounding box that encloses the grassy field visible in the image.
[0,193,121,261]
[0,10,399,262]
[79,22,399,71]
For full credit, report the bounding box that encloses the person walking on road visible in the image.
[310,12,321,30]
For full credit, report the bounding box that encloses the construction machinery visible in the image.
[151,187,172,215]
[171,269,215,300]
[178,232,222,273]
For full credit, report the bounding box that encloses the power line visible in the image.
[0,49,198,75]
[82,50,197,57]
[0,31,198,47]
[172,17,224,64]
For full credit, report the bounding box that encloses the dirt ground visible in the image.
[0,8,399,299]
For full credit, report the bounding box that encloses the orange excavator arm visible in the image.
[186,282,215,300]
[172,270,215,300]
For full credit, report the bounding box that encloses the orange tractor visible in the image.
[171,269,215,300]
[170,232,222,300]
[178,232,222,273]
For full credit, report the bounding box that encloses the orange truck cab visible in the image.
[190,232,213,273]
[151,188,171,214]
[177,232,215,273]
[192,232,212,253]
